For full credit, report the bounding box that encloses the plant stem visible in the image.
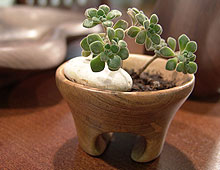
[138,54,160,76]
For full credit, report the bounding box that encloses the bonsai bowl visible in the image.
[56,54,195,162]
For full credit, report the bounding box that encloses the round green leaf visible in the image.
[117,47,129,60]
[190,54,196,61]
[92,17,101,24]
[105,44,110,49]
[135,13,146,25]
[150,14,158,24]
[143,20,150,30]
[97,9,105,16]
[106,10,121,20]
[154,24,162,35]
[99,4,110,14]
[80,37,90,51]
[178,54,185,62]
[87,34,103,44]
[113,20,128,30]
[176,62,184,72]
[87,8,97,18]
[81,50,91,57]
[107,55,122,71]
[186,62,197,74]
[127,8,136,25]
[102,20,113,27]
[178,34,190,52]
[90,55,105,72]
[90,41,104,54]
[114,28,125,40]
[166,57,178,71]
[185,41,197,53]
[145,37,152,51]
[135,30,147,44]
[110,44,119,53]
[100,52,109,61]
[83,19,95,28]
[151,33,161,45]
[160,47,175,57]
[127,26,141,38]
[107,27,114,41]
[118,40,127,48]
[167,37,176,51]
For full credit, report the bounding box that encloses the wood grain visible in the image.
[56,54,195,162]
[0,68,220,169]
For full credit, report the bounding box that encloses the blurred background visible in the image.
[0,0,219,98]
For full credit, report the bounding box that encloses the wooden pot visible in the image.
[56,54,195,162]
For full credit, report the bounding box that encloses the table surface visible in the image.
[0,69,220,170]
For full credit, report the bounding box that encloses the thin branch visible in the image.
[138,54,160,76]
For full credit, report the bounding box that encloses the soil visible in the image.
[126,69,176,92]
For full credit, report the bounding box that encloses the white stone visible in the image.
[64,56,133,91]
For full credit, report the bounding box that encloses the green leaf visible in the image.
[81,50,91,57]
[178,55,185,62]
[105,44,110,49]
[118,40,127,48]
[89,41,104,54]
[99,4,110,14]
[90,55,105,72]
[186,62,197,74]
[135,13,146,25]
[87,8,97,18]
[80,37,90,51]
[117,47,129,60]
[102,20,113,27]
[107,27,114,41]
[107,55,122,71]
[154,24,162,35]
[127,26,141,38]
[176,62,184,72]
[189,54,196,61]
[185,41,197,53]
[83,19,96,28]
[132,7,139,14]
[151,33,161,45]
[135,30,147,44]
[127,8,136,25]
[178,34,190,52]
[166,57,178,71]
[87,33,103,44]
[143,20,150,29]
[97,9,105,16]
[145,37,152,51]
[167,37,176,51]
[114,28,125,40]
[106,10,122,20]
[160,47,175,57]
[150,14,158,24]
[110,44,119,53]
[92,17,101,24]
[100,52,109,61]
[113,20,128,30]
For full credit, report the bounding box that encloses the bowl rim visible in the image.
[56,54,195,96]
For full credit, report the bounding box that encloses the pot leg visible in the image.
[131,134,165,162]
[74,120,112,156]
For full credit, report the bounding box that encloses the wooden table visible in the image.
[0,68,220,170]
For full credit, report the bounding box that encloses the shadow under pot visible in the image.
[56,54,195,163]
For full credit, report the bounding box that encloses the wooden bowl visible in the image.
[56,54,195,162]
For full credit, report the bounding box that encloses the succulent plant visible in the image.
[80,5,198,74]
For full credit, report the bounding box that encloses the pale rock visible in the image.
[64,56,133,91]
